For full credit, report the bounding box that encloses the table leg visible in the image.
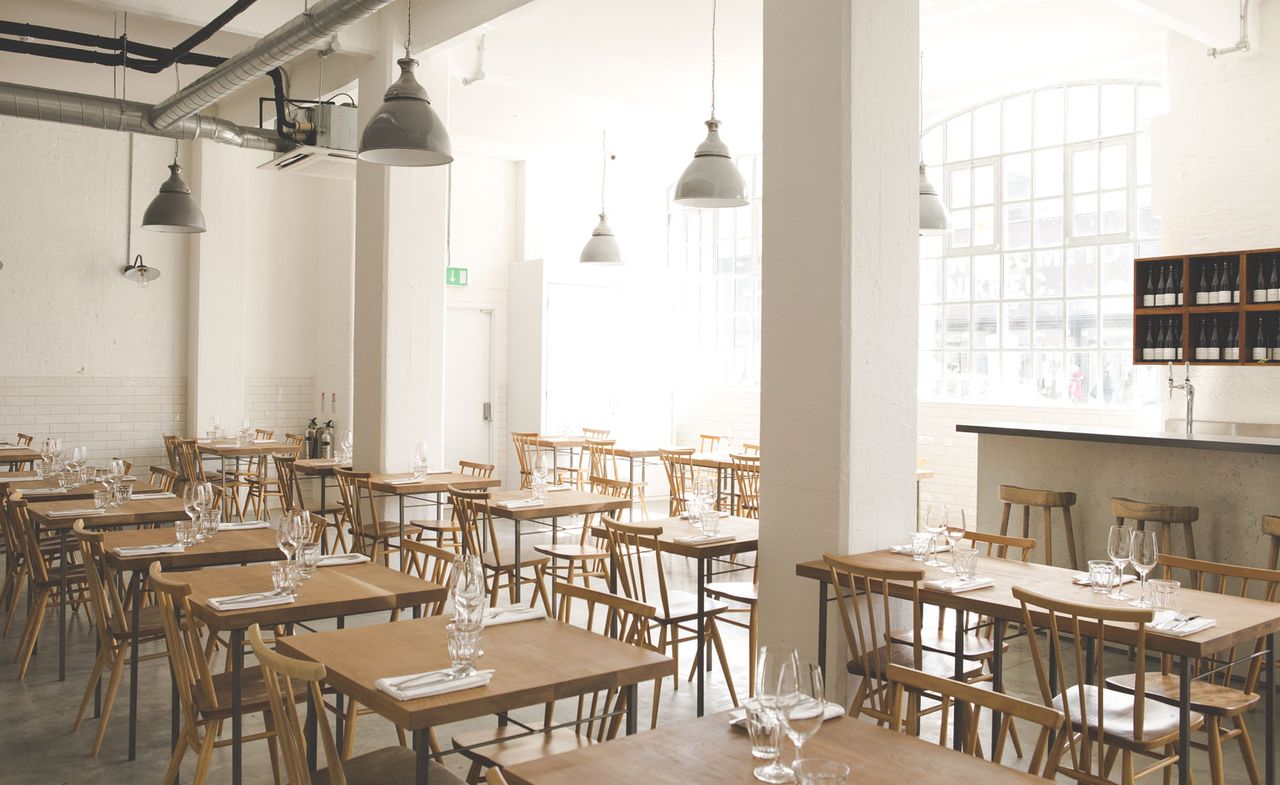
[306,689,318,773]
[513,519,523,604]
[952,617,964,751]
[696,555,706,717]
[1178,654,1190,785]
[816,582,827,679]
[335,615,346,752]
[415,728,430,785]
[990,620,1004,759]
[1265,632,1274,785]
[319,476,329,554]
[231,627,244,785]
[625,683,638,734]
[58,528,67,681]
[399,494,407,572]
[128,570,142,759]
[220,454,230,520]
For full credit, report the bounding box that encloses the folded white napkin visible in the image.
[499,498,544,509]
[131,492,177,500]
[675,534,735,545]
[890,543,950,555]
[252,439,274,444]
[729,701,844,728]
[546,484,574,492]
[1151,610,1217,637]
[1072,572,1137,586]
[483,607,545,626]
[30,487,68,494]
[924,576,995,593]
[316,552,371,567]
[208,592,295,611]
[113,544,185,556]
[387,477,421,486]
[425,470,453,475]
[120,475,138,481]
[217,520,271,531]
[47,508,106,518]
[681,511,730,520]
[376,669,494,701]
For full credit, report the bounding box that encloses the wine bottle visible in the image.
[1225,319,1239,361]
[1143,268,1155,307]
[1196,264,1210,305]
[1219,261,1232,304]
[1213,262,1226,304]
[1231,261,1240,304]
[1272,318,1280,362]
[1270,260,1280,303]
[1195,320,1207,360]
[1175,319,1183,360]
[1255,259,1269,303]
[1207,319,1221,360]
[1174,265,1184,305]
[1156,320,1168,361]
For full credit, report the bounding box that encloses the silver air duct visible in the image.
[149,0,393,129]
[0,81,289,152]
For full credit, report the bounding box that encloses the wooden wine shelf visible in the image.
[1132,247,1280,366]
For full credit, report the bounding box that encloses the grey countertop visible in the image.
[956,422,1280,456]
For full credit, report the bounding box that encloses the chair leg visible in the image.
[748,604,758,697]
[16,589,50,679]
[73,645,111,731]
[190,725,218,785]
[162,726,191,785]
[1205,716,1225,785]
[342,700,359,759]
[1122,749,1136,785]
[1232,714,1263,785]
[89,647,127,756]
[1061,505,1080,570]
[708,619,739,707]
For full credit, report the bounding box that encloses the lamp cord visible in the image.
[710,0,717,121]
[600,130,607,214]
[446,165,452,266]
[173,64,181,164]
[405,0,412,57]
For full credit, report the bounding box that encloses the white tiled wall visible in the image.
[0,375,185,470]
[673,388,761,449]
[243,376,315,442]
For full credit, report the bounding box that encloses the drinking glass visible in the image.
[745,699,784,779]
[754,646,800,784]
[451,553,487,627]
[951,546,978,580]
[695,476,717,517]
[1148,578,1180,611]
[791,760,850,785]
[446,622,483,676]
[923,506,948,567]
[910,532,931,562]
[275,513,298,565]
[413,440,430,479]
[1107,524,1132,600]
[111,458,127,479]
[113,479,133,507]
[211,415,222,437]
[298,542,321,578]
[532,454,550,501]
[779,664,826,767]
[340,431,354,462]
[41,438,55,461]
[93,489,110,511]
[176,517,197,547]
[1088,559,1116,595]
[271,561,297,596]
[182,483,201,534]
[1130,530,1159,608]
[202,507,223,539]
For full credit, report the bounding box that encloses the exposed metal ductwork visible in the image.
[0,81,290,152]
[149,0,393,129]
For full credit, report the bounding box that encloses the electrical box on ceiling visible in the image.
[310,103,358,151]
[257,102,358,180]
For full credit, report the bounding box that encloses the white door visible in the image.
[443,306,494,466]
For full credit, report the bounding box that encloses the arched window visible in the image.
[920,82,1164,406]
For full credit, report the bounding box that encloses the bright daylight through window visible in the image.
[920,82,1165,407]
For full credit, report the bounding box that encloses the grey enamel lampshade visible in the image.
[142,163,206,233]
[919,163,950,235]
[580,213,622,263]
[358,57,453,167]
[674,119,747,208]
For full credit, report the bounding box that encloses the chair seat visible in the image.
[312,746,465,785]
[889,626,1000,660]
[533,542,609,560]
[409,519,458,533]
[704,581,757,604]
[658,589,730,622]
[1105,672,1260,716]
[353,520,404,541]
[1051,684,1204,747]
[107,605,168,640]
[451,725,596,769]
[847,643,985,681]
[482,552,550,571]
[195,666,306,721]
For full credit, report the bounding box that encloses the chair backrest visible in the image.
[333,469,377,556]
[603,517,672,618]
[400,539,456,616]
[584,439,619,482]
[299,512,327,545]
[1263,515,1280,571]
[697,434,721,452]
[511,432,540,489]
[450,487,498,561]
[729,454,760,519]
[73,520,130,649]
[823,552,924,722]
[149,562,219,732]
[0,492,23,566]
[148,465,179,493]
[1111,496,1200,570]
[999,485,1077,564]
[963,529,1036,561]
[248,624,340,785]
[175,438,205,485]
[274,454,304,511]
[582,427,611,440]
[285,432,306,448]
[1013,585,1154,780]
[162,434,182,474]
[887,663,1065,779]
[659,448,696,517]
[458,460,496,478]
[16,433,33,447]
[740,441,760,455]
[8,494,53,585]
[254,428,275,441]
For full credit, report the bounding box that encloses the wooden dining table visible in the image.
[275,614,674,785]
[5,476,164,501]
[181,561,446,785]
[293,457,351,519]
[589,515,758,717]
[26,494,187,681]
[368,470,502,551]
[101,526,284,760]
[795,551,1280,785]
[196,439,300,518]
[0,445,41,467]
[503,712,1050,785]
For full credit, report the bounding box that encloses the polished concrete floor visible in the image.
[0,508,1270,784]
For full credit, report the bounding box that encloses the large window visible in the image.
[920,82,1164,406]
[666,154,763,389]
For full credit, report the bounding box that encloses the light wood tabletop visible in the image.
[293,458,352,476]
[483,488,631,520]
[196,440,300,457]
[503,713,1047,785]
[0,470,37,482]
[27,495,187,531]
[102,527,283,570]
[0,446,41,463]
[6,477,164,501]
[274,614,674,730]
[605,446,661,459]
[590,515,759,559]
[182,561,445,631]
[368,471,501,495]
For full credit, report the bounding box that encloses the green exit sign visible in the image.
[446,266,469,287]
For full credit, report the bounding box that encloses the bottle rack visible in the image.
[1132,248,1280,366]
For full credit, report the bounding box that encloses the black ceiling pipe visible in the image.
[0,35,225,70]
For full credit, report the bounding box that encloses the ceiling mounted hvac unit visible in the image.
[258,146,357,179]
[257,102,358,179]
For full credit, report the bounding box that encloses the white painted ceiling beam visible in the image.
[1109,0,1245,48]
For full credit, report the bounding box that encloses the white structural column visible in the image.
[352,12,449,473]
[758,0,920,662]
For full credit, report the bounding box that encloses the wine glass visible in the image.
[532,453,550,499]
[923,505,948,567]
[412,441,430,479]
[275,513,298,563]
[779,664,826,767]
[182,483,202,535]
[942,509,968,573]
[1107,524,1132,600]
[695,476,717,516]
[1130,530,1159,608]
[755,646,800,784]
[341,431,354,461]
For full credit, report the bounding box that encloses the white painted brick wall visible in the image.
[243,376,315,442]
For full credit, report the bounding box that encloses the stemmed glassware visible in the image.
[779,664,826,768]
[532,454,550,500]
[754,646,800,784]
[274,511,300,592]
[340,431,354,462]
[942,509,968,573]
[412,441,430,479]
[923,505,949,567]
[180,483,202,546]
[1130,530,1159,608]
[1107,524,1132,600]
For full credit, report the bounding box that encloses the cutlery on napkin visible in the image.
[1151,610,1216,637]
[47,508,106,518]
[208,592,296,611]
[499,498,544,509]
[923,576,994,593]
[674,534,735,545]
[1071,572,1137,586]
[131,492,177,500]
[316,553,371,567]
[376,669,494,701]
[217,520,272,531]
[483,607,545,626]
[113,544,185,556]
[729,701,844,728]
[30,487,68,494]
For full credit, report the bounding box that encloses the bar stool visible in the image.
[1264,514,1280,570]
[997,485,1080,569]
[1110,497,1199,572]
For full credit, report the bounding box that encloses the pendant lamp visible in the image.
[357,0,452,166]
[142,147,206,233]
[674,0,746,208]
[581,131,622,264]
[918,53,949,235]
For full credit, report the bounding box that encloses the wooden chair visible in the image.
[150,563,288,785]
[10,493,89,679]
[247,624,466,785]
[1263,515,1279,570]
[659,448,696,517]
[534,476,641,613]
[401,538,456,617]
[698,434,722,452]
[8,432,34,470]
[887,663,1066,779]
[254,428,275,441]
[245,447,298,520]
[284,432,306,448]
[176,437,244,520]
[823,552,982,730]
[582,427,610,440]
[163,434,183,475]
[1111,497,1200,572]
[729,453,759,518]
[334,468,402,564]
[0,490,32,634]
[410,460,496,550]
[997,485,1080,569]
[511,432,540,490]
[451,582,661,781]
[451,487,552,614]
[703,562,758,694]
[604,517,738,727]
[741,441,760,455]
[70,520,168,755]
[1105,554,1279,785]
[275,454,349,553]
[1014,585,1202,785]
[149,465,179,493]
[112,458,134,476]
